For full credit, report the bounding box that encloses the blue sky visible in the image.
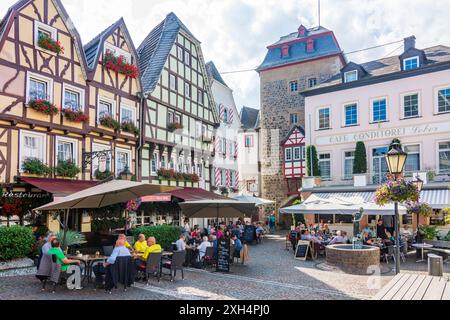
[1,0,450,110]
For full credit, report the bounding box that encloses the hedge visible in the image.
[0,226,35,261]
[132,225,181,250]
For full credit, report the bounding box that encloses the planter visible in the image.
[121,121,140,136]
[303,177,315,189]
[354,174,367,187]
[38,34,64,54]
[62,108,89,123]
[167,123,184,132]
[103,51,139,78]
[28,99,58,116]
[99,116,121,131]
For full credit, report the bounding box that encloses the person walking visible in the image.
[269,213,276,234]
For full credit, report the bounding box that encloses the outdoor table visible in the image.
[412,243,433,263]
[67,254,107,284]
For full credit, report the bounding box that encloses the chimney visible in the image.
[298,25,307,37]
[404,36,416,52]
[306,38,314,52]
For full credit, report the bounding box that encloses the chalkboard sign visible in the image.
[294,240,311,261]
[243,225,255,244]
[216,238,231,273]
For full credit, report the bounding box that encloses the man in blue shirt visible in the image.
[232,235,242,258]
[93,238,131,286]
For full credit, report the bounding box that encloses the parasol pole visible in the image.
[62,209,69,253]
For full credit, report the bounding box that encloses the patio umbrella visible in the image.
[34,180,177,249]
[232,195,275,207]
[178,199,256,219]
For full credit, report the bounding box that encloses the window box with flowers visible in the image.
[167,122,184,133]
[121,121,140,136]
[94,169,113,181]
[21,158,51,176]
[158,168,177,181]
[374,180,420,206]
[55,160,81,179]
[28,99,59,116]
[103,51,139,79]
[99,115,121,131]
[37,33,64,54]
[62,108,89,123]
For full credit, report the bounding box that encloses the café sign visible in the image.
[316,122,450,146]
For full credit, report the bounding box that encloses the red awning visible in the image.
[18,177,98,197]
[141,188,225,203]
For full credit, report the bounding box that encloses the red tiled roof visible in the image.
[141,188,225,203]
[18,177,98,197]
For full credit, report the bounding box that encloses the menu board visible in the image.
[216,238,231,273]
[243,225,255,244]
[294,240,311,261]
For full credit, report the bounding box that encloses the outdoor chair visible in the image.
[105,256,135,293]
[202,246,216,269]
[37,254,73,293]
[383,245,406,264]
[162,251,186,282]
[138,252,162,284]
[102,246,114,256]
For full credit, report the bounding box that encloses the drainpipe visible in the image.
[136,92,146,182]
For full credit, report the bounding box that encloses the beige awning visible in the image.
[34,180,177,211]
[179,200,256,219]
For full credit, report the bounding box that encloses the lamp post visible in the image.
[385,142,408,275]
[412,176,424,232]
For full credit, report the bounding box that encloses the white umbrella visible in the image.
[179,200,256,219]
[232,195,275,206]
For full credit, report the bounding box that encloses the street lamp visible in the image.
[119,166,133,181]
[412,176,424,233]
[385,142,408,275]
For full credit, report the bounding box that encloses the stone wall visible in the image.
[259,56,344,220]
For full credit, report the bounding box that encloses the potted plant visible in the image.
[55,160,81,178]
[61,108,89,123]
[37,33,64,54]
[418,225,439,241]
[103,50,139,79]
[28,99,59,116]
[353,141,368,186]
[121,121,140,136]
[99,115,121,131]
[94,169,113,181]
[167,122,184,132]
[21,158,51,176]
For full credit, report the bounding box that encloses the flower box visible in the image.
[99,115,121,131]
[167,122,184,132]
[55,160,81,178]
[103,51,139,79]
[21,158,51,176]
[121,121,140,136]
[62,108,89,123]
[28,99,58,116]
[38,34,64,54]
[94,169,113,181]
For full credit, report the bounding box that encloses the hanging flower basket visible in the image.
[62,108,89,123]
[121,121,140,136]
[99,115,121,131]
[29,99,59,116]
[406,202,433,217]
[167,122,184,132]
[38,33,64,54]
[374,180,419,206]
[103,51,139,79]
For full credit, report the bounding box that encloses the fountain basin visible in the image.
[325,244,380,275]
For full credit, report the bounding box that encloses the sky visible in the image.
[1,0,450,111]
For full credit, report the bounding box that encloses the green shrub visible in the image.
[22,158,51,176]
[0,226,35,261]
[306,145,320,177]
[133,225,181,250]
[94,169,113,180]
[353,141,368,174]
[56,230,87,248]
[92,218,126,232]
[55,160,81,178]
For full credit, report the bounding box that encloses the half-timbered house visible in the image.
[281,126,306,196]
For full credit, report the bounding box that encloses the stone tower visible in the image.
[257,24,345,224]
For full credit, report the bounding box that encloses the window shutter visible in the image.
[229,109,234,123]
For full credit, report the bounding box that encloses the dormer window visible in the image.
[281,45,289,57]
[104,42,131,64]
[344,70,358,83]
[298,25,307,37]
[403,56,419,71]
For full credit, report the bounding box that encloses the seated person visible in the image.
[94,238,131,285]
[323,224,331,235]
[48,239,82,273]
[133,234,148,253]
[400,225,413,237]
[362,232,374,245]
[232,235,243,257]
[193,234,202,245]
[328,231,345,245]
[176,234,187,251]
[136,237,163,269]
[198,236,212,260]
[342,231,349,244]
[301,230,321,244]
[362,227,375,239]
[118,234,134,253]
[256,224,265,238]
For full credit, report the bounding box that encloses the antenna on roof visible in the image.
[318,0,321,27]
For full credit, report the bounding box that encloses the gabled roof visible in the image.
[280,125,305,146]
[83,17,140,87]
[205,61,228,88]
[137,12,198,95]
[240,106,260,130]
[0,0,89,79]
[257,25,344,72]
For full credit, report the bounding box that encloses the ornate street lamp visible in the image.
[385,142,408,275]
[119,166,133,181]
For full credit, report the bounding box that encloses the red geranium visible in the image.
[29,99,59,116]
[61,108,89,123]
[38,34,64,54]
[103,50,139,79]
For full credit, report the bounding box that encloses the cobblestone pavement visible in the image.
[1,233,448,300]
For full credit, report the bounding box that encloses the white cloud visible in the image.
[1,0,450,110]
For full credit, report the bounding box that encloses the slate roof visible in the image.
[305,45,450,92]
[137,12,198,94]
[240,107,260,130]
[257,26,343,72]
[205,61,228,88]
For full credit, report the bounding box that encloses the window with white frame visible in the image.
[92,144,111,174]
[116,149,131,176]
[34,21,57,51]
[308,78,318,88]
[318,107,330,130]
[63,85,84,111]
[27,72,52,102]
[151,153,159,175]
[197,163,203,178]
[403,93,419,118]
[120,105,136,124]
[293,147,301,161]
[404,145,420,176]
[344,151,355,180]
[438,142,450,174]
[177,46,184,61]
[20,131,46,169]
[56,137,77,164]
[319,153,331,180]
[403,56,419,71]
[372,98,387,122]
[184,83,191,97]
[437,87,450,113]
[98,98,114,120]
[344,103,358,126]
[104,42,131,64]
[160,155,166,169]
[198,90,204,105]
[285,147,293,162]
[169,74,177,91]
[184,51,190,66]
[344,70,358,83]
[301,146,306,160]
[245,135,254,148]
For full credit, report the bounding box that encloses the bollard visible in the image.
[428,254,443,277]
